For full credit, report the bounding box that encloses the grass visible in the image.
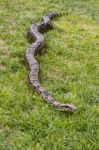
[0,0,99,149]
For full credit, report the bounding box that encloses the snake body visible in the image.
[25,12,76,112]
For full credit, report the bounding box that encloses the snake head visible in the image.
[57,104,76,112]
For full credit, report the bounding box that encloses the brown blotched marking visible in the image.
[40,90,50,101]
[30,63,39,71]
[28,59,37,66]
[26,54,33,61]
[43,90,49,96]
[26,12,76,112]
[33,81,41,87]
[29,72,38,82]
[38,86,46,93]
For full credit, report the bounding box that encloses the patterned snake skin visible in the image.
[25,12,76,112]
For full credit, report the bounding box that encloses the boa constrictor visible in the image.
[25,12,76,112]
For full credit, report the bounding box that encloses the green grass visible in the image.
[0,0,99,149]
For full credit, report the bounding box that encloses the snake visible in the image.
[25,12,76,112]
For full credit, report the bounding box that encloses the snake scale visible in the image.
[25,12,76,112]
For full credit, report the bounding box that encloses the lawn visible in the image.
[0,0,99,149]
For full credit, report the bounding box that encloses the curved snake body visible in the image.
[25,12,76,112]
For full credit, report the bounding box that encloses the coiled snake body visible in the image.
[25,12,76,112]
